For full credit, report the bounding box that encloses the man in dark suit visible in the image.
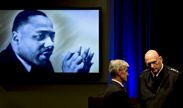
[104,59,135,108]
[137,50,183,108]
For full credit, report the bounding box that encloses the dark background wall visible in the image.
[0,0,109,108]
[151,0,183,72]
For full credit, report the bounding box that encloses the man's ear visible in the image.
[12,31,20,44]
[159,56,163,63]
[117,68,121,76]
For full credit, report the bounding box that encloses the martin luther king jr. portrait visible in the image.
[0,10,99,78]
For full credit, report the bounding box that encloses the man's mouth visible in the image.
[40,52,52,60]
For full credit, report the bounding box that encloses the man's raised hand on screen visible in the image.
[78,46,94,72]
[62,46,94,73]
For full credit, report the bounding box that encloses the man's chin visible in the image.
[152,70,158,74]
[35,61,47,67]
[34,58,50,67]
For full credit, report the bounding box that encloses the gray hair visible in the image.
[109,59,129,77]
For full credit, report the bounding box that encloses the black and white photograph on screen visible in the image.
[0,10,100,75]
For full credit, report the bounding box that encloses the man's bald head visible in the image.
[145,50,160,61]
[145,50,163,74]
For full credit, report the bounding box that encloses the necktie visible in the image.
[123,86,127,92]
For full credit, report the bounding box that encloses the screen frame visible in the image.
[0,8,102,85]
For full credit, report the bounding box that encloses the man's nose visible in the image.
[151,64,154,68]
[44,37,54,48]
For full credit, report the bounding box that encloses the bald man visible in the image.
[137,50,183,108]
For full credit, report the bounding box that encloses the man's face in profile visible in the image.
[16,15,55,66]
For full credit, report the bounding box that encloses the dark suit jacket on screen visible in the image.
[0,44,54,84]
[104,80,135,108]
[137,65,183,108]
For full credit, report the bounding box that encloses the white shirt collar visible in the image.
[112,79,124,87]
[15,54,31,73]
[151,63,164,77]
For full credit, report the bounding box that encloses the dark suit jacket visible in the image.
[137,65,183,108]
[0,44,54,84]
[104,80,135,108]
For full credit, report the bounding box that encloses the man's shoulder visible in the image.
[0,44,14,62]
[0,44,12,57]
[165,65,181,74]
[140,69,150,75]
[107,81,122,90]
[0,48,9,63]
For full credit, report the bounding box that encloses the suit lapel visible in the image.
[156,66,170,94]
[146,72,154,92]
